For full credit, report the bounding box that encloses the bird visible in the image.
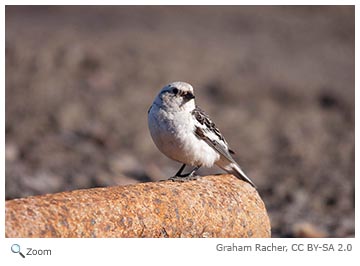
[147,81,256,187]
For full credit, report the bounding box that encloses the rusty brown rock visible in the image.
[5,174,271,238]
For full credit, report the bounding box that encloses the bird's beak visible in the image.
[183,92,195,101]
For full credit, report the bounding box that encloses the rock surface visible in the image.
[5,175,270,238]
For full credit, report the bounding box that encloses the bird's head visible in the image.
[155,81,196,110]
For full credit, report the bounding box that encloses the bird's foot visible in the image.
[168,175,200,182]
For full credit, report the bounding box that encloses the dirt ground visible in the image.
[5,6,354,237]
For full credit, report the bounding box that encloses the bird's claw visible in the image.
[168,175,200,182]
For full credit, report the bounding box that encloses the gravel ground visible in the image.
[5,6,354,237]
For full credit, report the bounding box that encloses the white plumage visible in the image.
[148,81,256,187]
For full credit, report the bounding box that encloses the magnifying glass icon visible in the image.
[11,244,25,258]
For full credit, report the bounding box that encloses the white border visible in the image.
[1,2,357,265]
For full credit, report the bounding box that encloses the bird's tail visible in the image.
[217,160,256,188]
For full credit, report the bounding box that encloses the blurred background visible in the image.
[5,6,354,237]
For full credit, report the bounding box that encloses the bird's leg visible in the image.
[187,165,201,177]
[169,165,201,182]
[168,164,187,181]
[174,164,186,177]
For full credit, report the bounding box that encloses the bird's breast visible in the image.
[148,105,219,166]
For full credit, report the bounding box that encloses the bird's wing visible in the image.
[192,106,256,187]
[191,106,236,163]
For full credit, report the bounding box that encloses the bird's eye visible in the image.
[172,87,179,94]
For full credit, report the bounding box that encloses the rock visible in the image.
[5,174,270,238]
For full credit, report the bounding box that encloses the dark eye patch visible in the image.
[172,87,179,94]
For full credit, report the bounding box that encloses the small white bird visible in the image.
[148,81,256,187]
